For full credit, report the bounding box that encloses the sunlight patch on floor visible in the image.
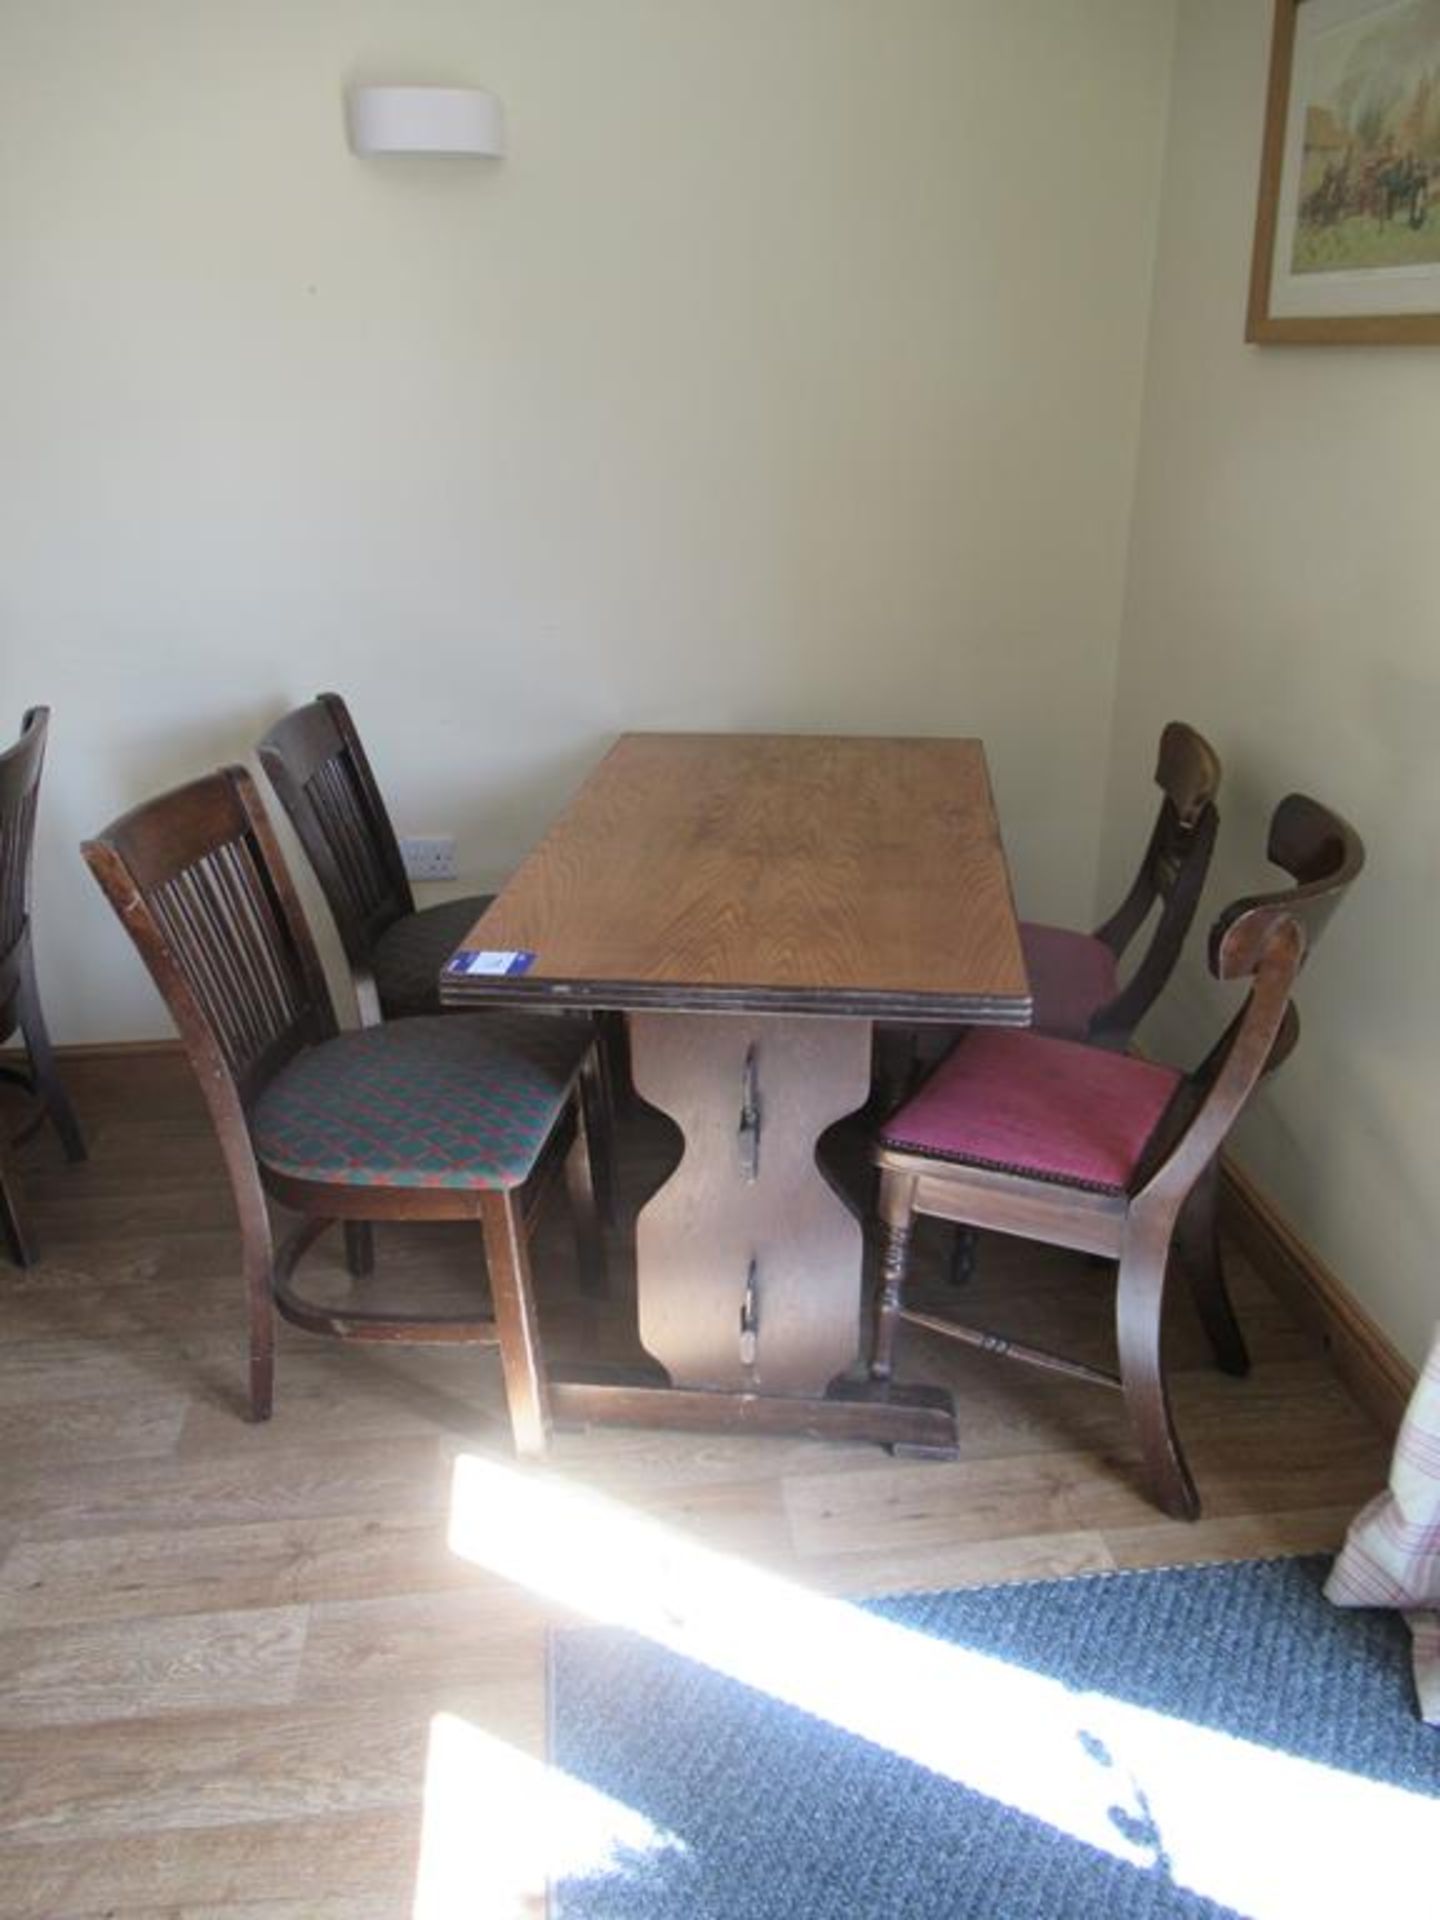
[413,1710,683,1920]
[441,1451,1436,1920]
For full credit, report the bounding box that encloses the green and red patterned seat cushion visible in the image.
[879,1027,1183,1195]
[371,894,495,1018]
[252,1012,591,1192]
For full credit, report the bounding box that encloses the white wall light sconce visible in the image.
[345,86,505,158]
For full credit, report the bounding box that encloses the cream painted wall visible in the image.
[1104,0,1440,1364]
[1,0,1176,1042]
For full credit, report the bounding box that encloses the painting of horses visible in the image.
[1249,0,1440,342]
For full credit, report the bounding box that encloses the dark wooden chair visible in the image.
[871,720,1222,1120]
[1021,720,1221,1050]
[256,691,495,1028]
[83,765,606,1455]
[870,793,1364,1519]
[1,707,86,1265]
[257,690,620,1228]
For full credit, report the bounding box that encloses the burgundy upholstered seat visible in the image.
[1017,921,1120,1044]
[878,1027,1182,1194]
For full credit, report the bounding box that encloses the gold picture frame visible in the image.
[1248,0,1440,344]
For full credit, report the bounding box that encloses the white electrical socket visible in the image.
[399,834,458,882]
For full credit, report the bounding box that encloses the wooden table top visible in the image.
[440,732,1031,1021]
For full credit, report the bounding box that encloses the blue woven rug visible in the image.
[548,1554,1440,1918]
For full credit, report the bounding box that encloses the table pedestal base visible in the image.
[628,1009,873,1396]
[542,1008,960,1454]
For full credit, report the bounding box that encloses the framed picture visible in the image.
[1248,0,1440,343]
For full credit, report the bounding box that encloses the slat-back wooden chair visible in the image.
[1021,720,1222,1050]
[871,793,1364,1520]
[256,691,493,1028]
[258,691,621,1234]
[83,765,605,1454]
[1,707,86,1264]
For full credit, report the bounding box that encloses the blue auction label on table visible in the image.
[445,949,536,978]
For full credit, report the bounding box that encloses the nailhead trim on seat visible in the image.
[880,1028,1182,1194]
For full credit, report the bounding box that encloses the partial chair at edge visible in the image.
[869,793,1364,1520]
[0,706,86,1265]
[83,764,606,1454]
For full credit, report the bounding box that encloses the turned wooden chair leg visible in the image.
[343,1221,375,1278]
[565,1087,607,1300]
[480,1189,551,1458]
[17,947,86,1163]
[945,1224,978,1289]
[870,1172,917,1383]
[1175,1161,1249,1377]
[1115,1226,1198,1521]
[0,1162,36,1267]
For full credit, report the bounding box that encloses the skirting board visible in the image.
[1221,1156,1414,1440]
[2,1037,183,1064]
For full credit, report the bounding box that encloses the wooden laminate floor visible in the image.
[0,1052,1391,1917]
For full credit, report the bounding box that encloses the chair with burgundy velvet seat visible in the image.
[871,721,1221,1121]
[870,793,1364,1520]
[1,707,87,1265]
[1022,720,1221,1051]
[83,764,606,1455]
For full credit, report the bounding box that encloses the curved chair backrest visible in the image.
[82,767,335,1130]
[0,708,50,1037]
[1136,792,1364,1206]
[1211,792,1366,981]
[257,693,415,976]
[1090,720,1222,1045]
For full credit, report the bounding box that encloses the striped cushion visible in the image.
[253,1013,591,1191]
[372,895,495,1018]
[1326,1325,1440,1722]
[1019,920,1119,1041]
[879,1028,1182,1194]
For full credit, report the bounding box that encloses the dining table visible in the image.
[439,731,1031,1453]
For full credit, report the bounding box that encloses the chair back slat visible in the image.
[1210,792,1365,982]
[0,789,37,959]
[147,846,306,1081]
[1151,844,1184,897]
[0,710,49,1013]
[1136,793,1364,1201]
[1136,721,1223,911]
[83,768,333,1111]
[1154,719,1222,830]
[1133,914,1302,1202]
[257,693,414,971]
[1089,721,1221,1044]
[305,755,395,927]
